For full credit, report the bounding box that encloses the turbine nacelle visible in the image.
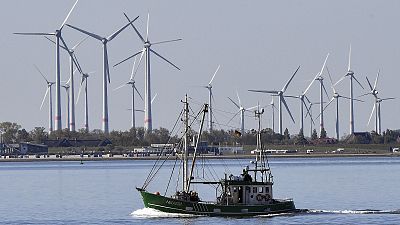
[144,41,151,48]
[347,70,354,76]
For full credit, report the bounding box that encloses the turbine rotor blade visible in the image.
[104,44,111,83]
[353,76,365,89]
[34,64,48,83]
[366,76,373,91]
[373,69,380,90]
[60,36,82,73]
[134,86,144,101]
[146,12,150,41]
[113,50,142,67]
[228,97,240,109]
[334,75,347,86]
[282,97,295,124]
[107,15,139,41]
[40,88,49,110]
[123,12,145,43]
[209,65,220,85]
[348,44,352,71]
[66,24,103,41]
[380,97,395,101]
[322,82,329,98]
[367,104,375,126]
[282,65,300,92]
[319,53,329,77]
[76,77,86,104]
[14,32,55,36]
[150,48,180,70]
[248,90,279,94]
[72,35,89,50]
[152,38,182,46]
[151,93,158,104]
[226,111,240,126]
[114,83,127,91]
[44,36,68,51]
[236,90,242,107]
[326,66,336,94]
[60,0,79,29]
[130,56,138,81]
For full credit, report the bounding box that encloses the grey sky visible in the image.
[1,0,400,137]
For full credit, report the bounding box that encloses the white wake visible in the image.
[131,207,203,218]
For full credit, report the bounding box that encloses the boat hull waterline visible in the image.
[137,188,297,216]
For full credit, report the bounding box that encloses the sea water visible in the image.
[0,156,399,224]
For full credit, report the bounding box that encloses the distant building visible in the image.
[19,142,48,154]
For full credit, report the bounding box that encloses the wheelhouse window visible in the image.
[253,187,257,193]
[265,187,270,193]
[259,187,263,193]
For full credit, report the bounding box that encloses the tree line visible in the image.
[0,121,399,147]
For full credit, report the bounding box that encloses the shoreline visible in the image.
[0,153,399,162]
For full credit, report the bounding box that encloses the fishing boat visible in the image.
[136,95,297,216]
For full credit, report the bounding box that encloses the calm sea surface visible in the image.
[1,156,399,224]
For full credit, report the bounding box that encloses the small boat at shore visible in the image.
[136,95,297,216]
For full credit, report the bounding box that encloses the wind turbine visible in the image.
[15,0,80,131]
[114,56,144,129]
[249,66,300,135]
[363,70,395,135]
[77,71,95,132]
[66,15,139,134]
[62,84,70,130]
[319,67,363,140]
[35,65,55,133]
[227,91,257,135]
[114,13,181,133]
[203,65,221,132]
[335,45,364,134]
[45,36,88,131]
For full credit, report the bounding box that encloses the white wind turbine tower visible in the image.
[45,36,88,131]
[335,45,364,134]
[363,70,395,135]
[62,83,70,130]
[270,97,277,133]
[227,91,257,135]
[249,66,300,135]
[15,0,80,131]
[76,71,95,132]
[320,67,363,140]
[114,13,181,133]
[310,54,330,135]
[35,65,55,133]
[66,15,139,134]
[114,56,144,129]
[204,65,221,132]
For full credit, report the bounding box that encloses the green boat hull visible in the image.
[137,188,297,216]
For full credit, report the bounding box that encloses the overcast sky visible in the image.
[1,0,400,137]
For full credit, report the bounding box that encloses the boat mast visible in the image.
[254,107,264,182]
[187,103,208,192]
[183,94,189,191]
